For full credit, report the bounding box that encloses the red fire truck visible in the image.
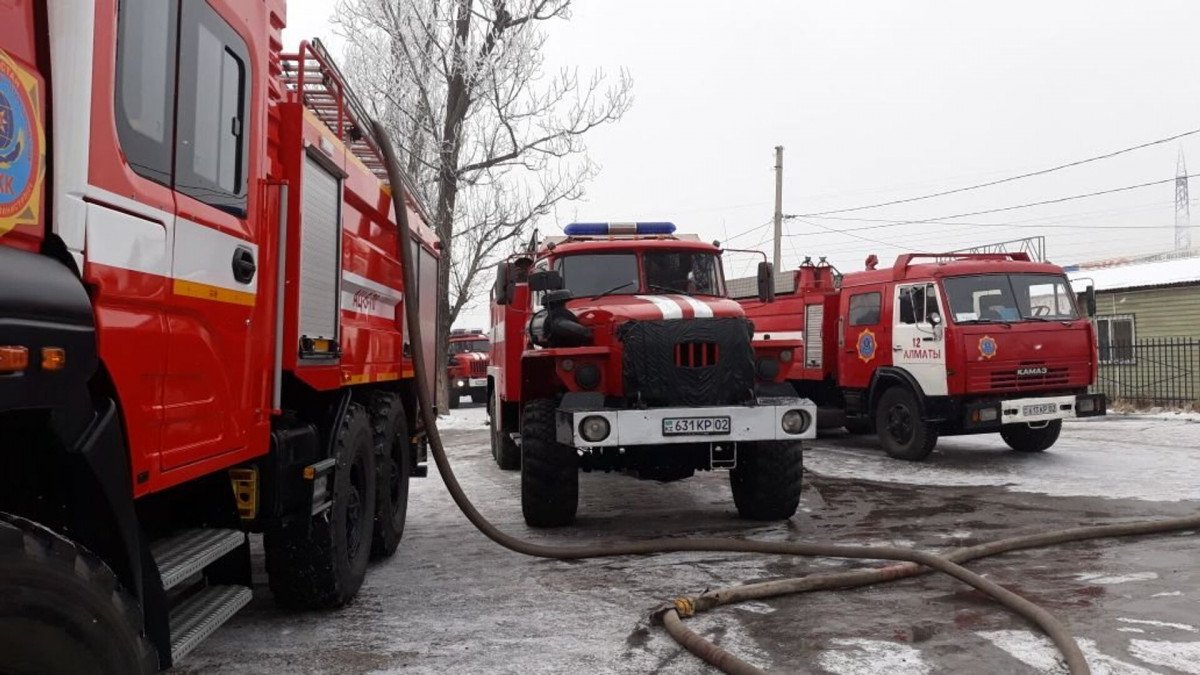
[488,222,816,527]
[447,328,490,408]
[739,253,1106,461]
[0,3,437,672]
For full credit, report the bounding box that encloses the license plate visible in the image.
[662,416,731,436]
[468,377,486,387]
[1022,403,1058,416]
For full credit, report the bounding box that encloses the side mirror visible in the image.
[1085,285,1096,317]
[929,312,942,326]
[493,262,512,305]
[757,261,776,303]
[528,269,564,292]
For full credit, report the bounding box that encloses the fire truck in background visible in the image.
[0,2,437,672]
[447,328,490,408]
[738,253,1106,461]
[488,222,816,527]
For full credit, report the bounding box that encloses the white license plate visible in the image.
[662,416,731,436]
[469,378,487,387]
[1022,403,1058,416]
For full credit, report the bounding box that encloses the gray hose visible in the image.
[373,118,1196,675]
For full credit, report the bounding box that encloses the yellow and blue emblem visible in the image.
[0,48,44,239]
[978,335,998,360]
[856,328,877,363]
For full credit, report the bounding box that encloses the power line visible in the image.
[798,127,1200,217]
[786,174,1200,234]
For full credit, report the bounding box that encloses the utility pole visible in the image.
[773,145,783,270]
[1176,147,1191,250]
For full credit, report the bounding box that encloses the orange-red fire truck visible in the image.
[488,222,816,527]
[739,253,1106,461]
[0,3,437,672]
[447,328,490,408]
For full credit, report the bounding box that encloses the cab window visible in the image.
[898,284,940,324]
[115,0,178,186]
[848,292,881,326]
[556,254,639,297]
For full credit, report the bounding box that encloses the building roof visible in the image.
[1066,255,1200,292]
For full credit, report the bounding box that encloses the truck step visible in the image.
[169,584,252,664]
[152,528,245,591]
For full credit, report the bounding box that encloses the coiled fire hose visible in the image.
[373,119,1200,675]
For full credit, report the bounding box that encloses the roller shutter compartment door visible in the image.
[299,155,341,353]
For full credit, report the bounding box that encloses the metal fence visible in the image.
[1094,337,1200,406]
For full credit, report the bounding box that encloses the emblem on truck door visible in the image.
[978,335,998,360]
[0,49,44,238]
[856,328,877,363]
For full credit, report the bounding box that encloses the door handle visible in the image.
[892,345,903,351]
[232,246,256,284]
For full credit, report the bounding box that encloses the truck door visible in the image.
[839,289,885,390]
[161,1,265,470]
[891,282,948,396]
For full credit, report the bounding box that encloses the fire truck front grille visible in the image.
[978,361,1079,392]
[619,317,755,407]
[469,360,488,376]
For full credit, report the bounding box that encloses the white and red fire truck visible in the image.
[0,3,437,672]
[488,222,817,527]
[447,328,490,408]
[739,253,1106,461]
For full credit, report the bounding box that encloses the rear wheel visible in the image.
[1001,419,1062,453]
[875,387,938,461]
[491,397,521,471]
[367,393,411,559]
[0,514,158,675]
[520,399,578,527]
[265,403,376,609]
[730,442,804,520]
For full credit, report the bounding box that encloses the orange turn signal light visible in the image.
[0,346,29,373]
[41,347,66,371]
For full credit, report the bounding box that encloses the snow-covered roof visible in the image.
[1066,256,1200,292]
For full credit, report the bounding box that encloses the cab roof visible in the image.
[842,253,1067,287]
[539,236,719,258]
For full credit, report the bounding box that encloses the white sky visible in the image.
[285,1,1200,329]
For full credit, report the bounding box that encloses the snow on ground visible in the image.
[434,406,489,431]
[805,416,1200,502]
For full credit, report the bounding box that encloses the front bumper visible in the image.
[451,377,488,391]
[964,392,1106,429]
[555,397,817,448]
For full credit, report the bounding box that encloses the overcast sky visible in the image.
[285,1,1200,329]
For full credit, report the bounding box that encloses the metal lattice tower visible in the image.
[1176,147,1191,250]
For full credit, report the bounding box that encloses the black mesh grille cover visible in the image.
[619,317,755,407]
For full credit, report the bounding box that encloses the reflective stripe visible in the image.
[753,331,806,341]
[676,295,714,318]
[635,295,683,319]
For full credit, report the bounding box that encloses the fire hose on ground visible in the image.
[373,119,1200,675]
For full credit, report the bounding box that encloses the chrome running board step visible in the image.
[152,528,245,591]
[169,584,253,663]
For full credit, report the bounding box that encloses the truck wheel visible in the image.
[449,394,460,409]
[730,442,804,520]
[1001,419,1062,453]
[0,514,158,675]
[367,393,411,559]
[491,399,520,471]
[520,399,578,527]
[265,403,376,609]
[875,387,938,461]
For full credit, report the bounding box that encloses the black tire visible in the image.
[1001,419,1062,453]
[0,514,158,675]
[470,391,487,404]
[844,418,874,435]
[729,442,804,521]
[491,396,520,471]
[520,399,578,527]
[265,403,376,609]
[449,394,460,409]
[875,387,938,461]
[367,393,411,559]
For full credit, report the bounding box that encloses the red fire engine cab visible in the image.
[740,253,1106,461]
[447,328,490,408]
[0,3,437,672]
[488,222,816,527]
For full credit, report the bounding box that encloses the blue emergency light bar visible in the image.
[563,222,677,236]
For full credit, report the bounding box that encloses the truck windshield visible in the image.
[644,252,724,296]
[942,274,1079,323]
[450,339,490,354]
[556,254,639,297]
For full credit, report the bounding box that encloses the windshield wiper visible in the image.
[648,282,689,295]
[590,281,636,300]
[958,318,1013,329]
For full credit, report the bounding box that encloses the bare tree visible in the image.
[335,0,632,408]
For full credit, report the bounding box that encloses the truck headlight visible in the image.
[579,415,610,442]
[456,380,466,387]
[781,409,811,435]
